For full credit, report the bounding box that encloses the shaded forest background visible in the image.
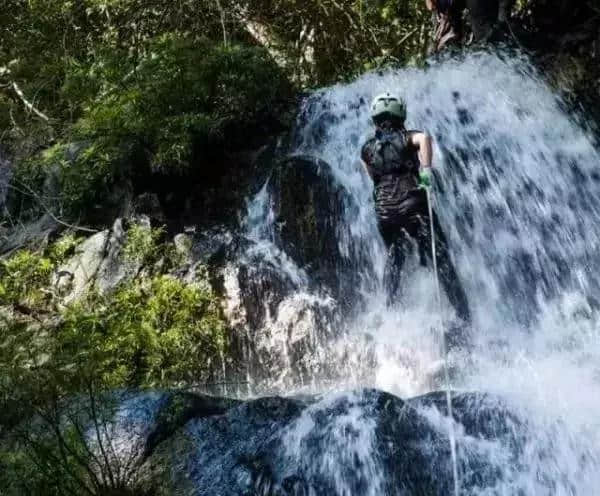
[2,1,598,189]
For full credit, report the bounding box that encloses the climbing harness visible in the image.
[426,187,460,496]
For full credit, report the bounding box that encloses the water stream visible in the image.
[224,49,600,494]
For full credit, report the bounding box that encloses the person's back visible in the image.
[360,93,471,325]
[361,127,426,243]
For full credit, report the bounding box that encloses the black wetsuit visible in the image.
[361,127,470,323]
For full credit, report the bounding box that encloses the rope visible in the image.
[426,187,460,496]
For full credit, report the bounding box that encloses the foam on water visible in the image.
[233,49,600,493]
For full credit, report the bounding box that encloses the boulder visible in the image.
[54,229,109,302]
[109,388,523,495]
[7,387,528,495]
[53,218,142,303]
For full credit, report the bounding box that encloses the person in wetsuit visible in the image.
[361,93,470,324]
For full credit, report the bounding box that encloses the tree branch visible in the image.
[10,81,50,122]
[1,66,50,122]
[7,180,100,234]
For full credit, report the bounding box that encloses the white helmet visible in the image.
[370,92,407,125]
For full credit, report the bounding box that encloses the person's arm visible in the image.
[425,0,436,11]
[361,159,374,179]
[360,140,375,180]
[410,131,433,169]
[410,131,434,188]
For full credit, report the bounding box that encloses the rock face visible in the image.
[205,155,366,391]
[53,217,144,303]
[85,388,525,496]
[268,155,360,300]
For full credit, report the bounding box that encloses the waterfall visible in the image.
[221,49,600,493]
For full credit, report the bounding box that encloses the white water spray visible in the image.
[427,186,460,496]
[227,49,600,494]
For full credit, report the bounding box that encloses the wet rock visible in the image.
[112,388,524,495]
[268,155,358,299]
[11,387,524,496]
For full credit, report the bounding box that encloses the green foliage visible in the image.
[0,233,79,309]
[75,35,290,172]
[0,229,228,495]
[0,251,53,308]
[46,233,81,263]
[1,0,433,226]
[56,274,227,388]
[122,222,164,266]
[5,32,292,223]
[0,235,228,390]
[9,140,125,222]
[231,0,431,84]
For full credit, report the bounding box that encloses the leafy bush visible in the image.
[0,233,79,308]
[59,275,227,388]
[122,222,165,266]
[8,140,126,222]
[0,232,228,391]
[75,35,292,172]
[6,34,292,223]
[0,251,53,308]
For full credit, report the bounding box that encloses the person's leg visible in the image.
[382,229,413,306]
[414,212,471,324]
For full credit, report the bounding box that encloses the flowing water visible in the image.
[222,49,600,494]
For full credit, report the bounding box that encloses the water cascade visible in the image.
[219,49,600,494]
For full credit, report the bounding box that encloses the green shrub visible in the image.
[0,233,80,308]
[75,35,292,172]
[0,232,228,398]
[122,222,164,266]
[8,140,125,222]
[58,275,227,388]
[5,34,292,224]
[46,233,81,263]
[0,250,53,308]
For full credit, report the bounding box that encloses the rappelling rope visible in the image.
[426,187,460,496]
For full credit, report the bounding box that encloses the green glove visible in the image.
[419,168,432,189]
